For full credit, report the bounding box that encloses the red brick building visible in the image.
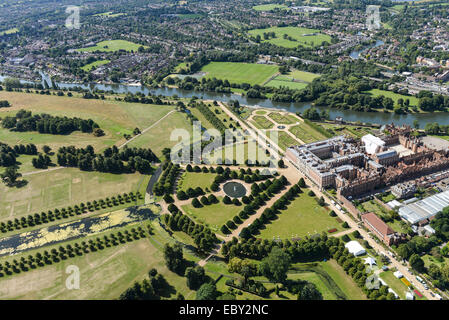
[361,212,398,245]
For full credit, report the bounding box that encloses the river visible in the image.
[1,65,449,127]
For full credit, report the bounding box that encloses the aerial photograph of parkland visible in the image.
[1,0,449,304]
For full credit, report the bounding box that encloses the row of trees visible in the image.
[0,226,149,278]
[164,203,219,253]
[154,161,181,196]
[2,109,101,135]
[0,191,143,234]
[0,142,37,167]
[56,145,157,174]
[195,102,227,134]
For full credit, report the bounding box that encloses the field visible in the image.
[77,40,146,52]
[204,141,273,165]
[81,60,111,72]
[0,91,178,157]
[289,122,328,143]
[289,261,366,300]
[127,111,192,157]
[365,89,419,107]
[0,221,198,299]
[265,78,309,90]
[258,192,341,239]
[177,172,217,192]
[0,168,145,221]
[200,62,279,86]
[379,270,410,300]
[181,197,242,232]
[248,26,332,48]
[252,4,288,11]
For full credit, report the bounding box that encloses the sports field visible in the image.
[248,26,332,48]
[365,89,419,107]
[200,62,279,86]
[252,4,288,11]
[77,40,146,52]
[81,59,111,71]
[258,192,341,239]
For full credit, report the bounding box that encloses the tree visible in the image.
[297,283,323,300]
[42,145,52,154]
[259,247,291,283]
[192,198,202,208]
[163,243,184,274]
[1,166,22,186]
[409,254,425,272]
[185,266,206,290]
[196,283,217,300]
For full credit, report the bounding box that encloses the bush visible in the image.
[223,196,232,204]
[342,221,349,228]
[308,190,315,197]
[329,210,337,217]
[341,234,350,242]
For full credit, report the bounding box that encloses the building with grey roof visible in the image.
[398,190,449,224]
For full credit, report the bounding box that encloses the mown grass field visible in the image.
[204,141,273,166]
[200,62,279,86]
[0,168,145,221]
[181,197,242,232]
[379,270,409,300]
[258,192,340,239]
[177,172,217,193]
[77,40,146,52]
[0,91,175,154]
[81,59,111,71]
[248,26,331,48]
[252,4,288,11]
[365,89,419,107]
[265,78,309,90]
[93,11,125,17]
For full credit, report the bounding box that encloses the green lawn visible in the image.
[258,192,341,239]
[252,115,275,129]
[268,131,299,151]
[181,197,242,232]
[379,270,410,300]
[0,91,175,153]
[288,70,321,82]
[0,168,145,222]
[268,112,299,125]
[77,40,146,52]
[248,26,331,48]
[365,89,419,107]
[177,172,217,193]
[126,111,192,157]
[320,260,367,300]
[289,122,328,143]
[204,141,273,165]
[200,62,279,86]
[81,59,111,71]
[252,4,288,11]
[265,78,309,90]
